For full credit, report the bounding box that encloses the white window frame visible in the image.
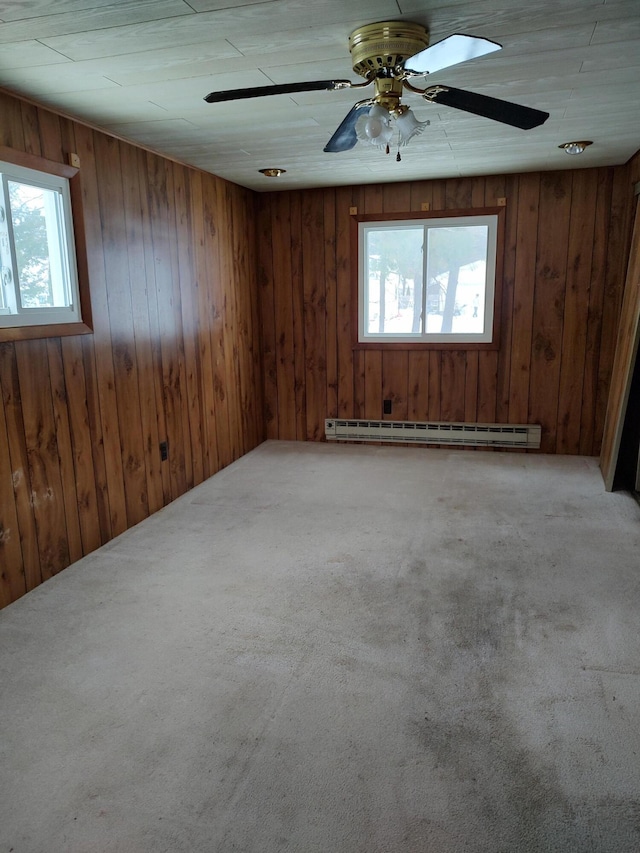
[0,158,81,329]
[358,213,499,345]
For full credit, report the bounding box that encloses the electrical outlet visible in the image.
[159,441,168,461]
[383,399,392,415]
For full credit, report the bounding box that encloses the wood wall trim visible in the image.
[600,194,640,489]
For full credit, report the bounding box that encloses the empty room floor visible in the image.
[1,440,639,852]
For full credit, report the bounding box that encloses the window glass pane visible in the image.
[8,180,69,309]
[365,228,423,335]
[358,214,497,344]
[425,225,488,335]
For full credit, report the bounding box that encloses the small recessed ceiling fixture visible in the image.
[558,140,593,155]
[259,168,286,177]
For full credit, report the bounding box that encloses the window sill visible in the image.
[0,321,93,343]
[353,339,500,351]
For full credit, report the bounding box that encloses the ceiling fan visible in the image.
[203,21,549,157]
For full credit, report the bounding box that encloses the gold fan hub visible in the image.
[348,21,429,78]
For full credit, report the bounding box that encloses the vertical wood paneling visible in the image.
[272,193,296,440]
[595,166,634,450]
[336,187,354,418]
[173,163,204,489]
[36,109,64,161]
[80,334,111,543]
[201,174,231,471]
[260,164,635,460]
[220,183,242,463]
[408,351,429,420]
[95,134,149,528]
[428,352,442,421]
[146,153,188,498]
[324,190,338,420]
[0,97,25,148]
[0,89,263,608]
[60,337,102,553]
[0,343,41,590]
[14,340,68,580]
[232,189,261,453]
[189,170,217,476]
[580,169,612,456]
[136,148,171,504]
[75,124,128,537]
[529,172,572,452]
[382,351,408,420]
[364,351,383,419]
[302,190,327,441]
[290,193,307,440]
[353,350,366,419]
[383,182,411,213]
[508,173,540,423]
[20,103,41,155]
[440,351,467,422]
[0,386,24,606]
[464,351,479,424]
[257,195,278,438]
[556,170,596,453]
[46,339,83,565]
[121,143,165,512]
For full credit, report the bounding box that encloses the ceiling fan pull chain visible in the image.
[385,143,390,155]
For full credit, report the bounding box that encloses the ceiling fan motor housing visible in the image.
[349,21,429,77]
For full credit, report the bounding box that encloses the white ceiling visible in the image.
[1,0,639,192]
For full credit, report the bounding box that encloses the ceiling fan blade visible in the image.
[204,80,352,103]
[403,33,501,75]
[426,86,549,129]
[323,101,373,153]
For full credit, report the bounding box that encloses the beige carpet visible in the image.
[1,440,639,852]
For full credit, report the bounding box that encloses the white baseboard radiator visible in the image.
[325,418,541,449]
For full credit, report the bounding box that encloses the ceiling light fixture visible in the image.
[394,106,430,147]
[355,103,430,159]
[355,103,393,150]
[259,168,286,177]
[558,140,593,155]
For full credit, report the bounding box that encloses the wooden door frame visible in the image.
[600,190,640,490]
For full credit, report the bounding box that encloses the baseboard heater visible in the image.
[325,418,541,449]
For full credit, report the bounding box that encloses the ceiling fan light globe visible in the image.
[365,103,392,137]
[355,106,393,149]
[395,108,430,146]
[365,117,385,138]
[369,103,390,119]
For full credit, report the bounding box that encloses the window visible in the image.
[358,212,500,345]
[0,147,91,340]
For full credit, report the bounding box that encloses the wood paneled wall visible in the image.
[0,91,263,608]
[257,168,635,455]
